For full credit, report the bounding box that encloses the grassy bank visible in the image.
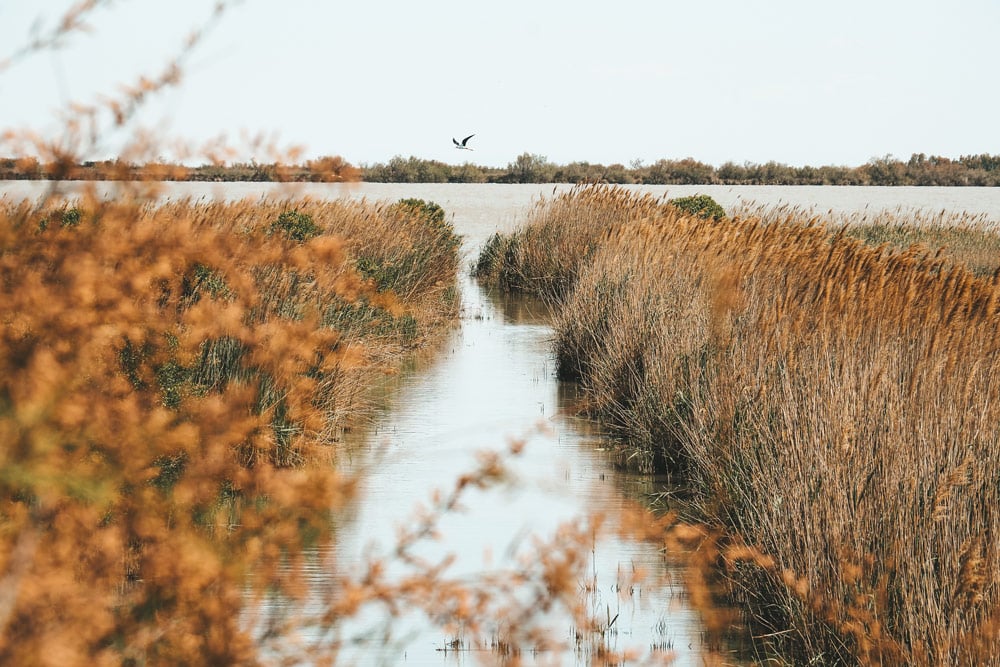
[476,185,1000,665]
[0,195,459,663]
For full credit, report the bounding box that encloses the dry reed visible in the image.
[0,193,459,664]
[478,184,1000,666]
[474,184,676,303]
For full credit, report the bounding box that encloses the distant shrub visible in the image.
[665,194,726,220]
[38,206,83,231]
[61,207,83,226]
[270,209,320,241]
[392,198,446,225]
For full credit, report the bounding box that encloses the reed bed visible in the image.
[478,185,1000,665]
[0,194,459,663]
[474,185,676,302]
[735,201,1000,277]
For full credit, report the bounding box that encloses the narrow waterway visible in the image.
[320,272,716,664]
[317,199,721,664]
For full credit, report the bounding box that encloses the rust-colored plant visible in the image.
[479,184,1000,665]
[0,189,468,663]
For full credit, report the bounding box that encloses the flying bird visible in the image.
[453,134,475,150]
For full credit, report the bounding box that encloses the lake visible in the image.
[6,181,1000,223]
[5,181,1000,665]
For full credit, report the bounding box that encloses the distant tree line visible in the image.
[363,153,1000,186]
[3,153,1000,186]
[0,156,360,183]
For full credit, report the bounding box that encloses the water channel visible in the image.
[301,184,717,665]
[6,181,1000,665]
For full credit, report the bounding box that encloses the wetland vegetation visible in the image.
[476,184,1000,665]
[0,193,465,663]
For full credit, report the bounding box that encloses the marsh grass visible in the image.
[474,185,676,303]
[478,184,1000,665]
[735,201,1000,276]
[0,192,464,663]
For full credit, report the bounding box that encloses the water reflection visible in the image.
[312,256,726,664]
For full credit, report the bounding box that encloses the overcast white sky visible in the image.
[1,0,998,168]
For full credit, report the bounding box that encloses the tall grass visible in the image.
[473,184,674,302]
[0,194,458,663]
[735,201,1000,277]
[477,184,1000,665]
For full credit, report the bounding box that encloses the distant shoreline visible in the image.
[3,152,1000,186]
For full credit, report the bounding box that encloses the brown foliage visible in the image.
[480,184,1000,665]
[0,194,458,664]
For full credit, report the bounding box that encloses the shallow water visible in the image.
[318,274,721,664]
[299,187,720,664]
[6,181,1000,664]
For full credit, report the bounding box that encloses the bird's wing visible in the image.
[462,134,475,146]
[452,138,461,146]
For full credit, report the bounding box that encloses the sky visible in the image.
[1,0,998,169]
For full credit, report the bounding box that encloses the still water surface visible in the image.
[6,180,1000,219]
[5,181,1000,664]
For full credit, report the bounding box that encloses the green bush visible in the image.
[270,209,320,242]
[665,194,726,220]
[61,207,82,227]
[38,206,83,231]
[355,255,408,292]
[392,198,446,225]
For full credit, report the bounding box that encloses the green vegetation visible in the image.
[364,152,1000,185]
[37,205,83,230]
[476,184,1000,666]
[666,194,727,220]
[0,155,361,183]
[5,152,1000,185]
[270,209,321,241]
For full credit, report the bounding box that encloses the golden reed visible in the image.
[0,194,461,663]
[478,184,1000,666]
